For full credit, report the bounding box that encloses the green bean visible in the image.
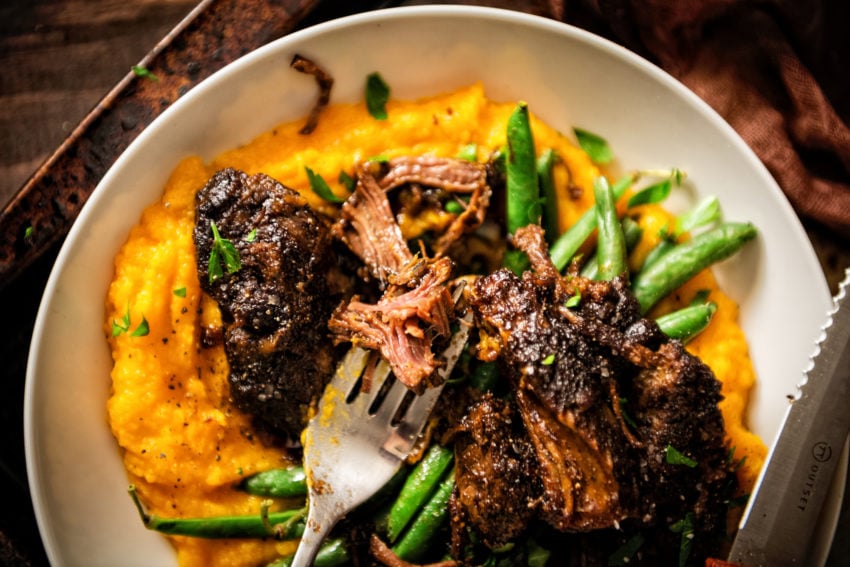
[582,217,642,280]
[503,102,539,275]
[505,102,539,235]
[537,148,559,243]
[632,222,757,313]
[241,467,307,498]
[387,444,454,543]
[593,177,628,281]
[129,485,304,539]
[269,538,350,567]
[655,302,717,342]
[549,174,632,271]
[391,469,455,562]
[640,195,722,272]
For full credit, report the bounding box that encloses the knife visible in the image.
[727,267,850,565]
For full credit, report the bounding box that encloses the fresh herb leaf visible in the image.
[445,199,465,214]
[338,170,356,192]
[365,72,390,120]
[607,533,645,566]
[367,154,389,163]
[628,179,671,207]
[574,127,613,164]
[173,287,187,298]
[306,167,345,203]
[676,195,721,236]
[245,228,258,242]
[24,225,33,239]
[112,304,132,337]
[669,512,695,567]
[208,222,242,284]
[456,143,478,162]
[565,292,582,309]
[665,444,698,468]
[131,315,150,337]
[132,65,159,81]
[541,353,556,366]
[618,397,639,429]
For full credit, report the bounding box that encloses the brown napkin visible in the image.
[490,0,850,237]
[584,0,850,237]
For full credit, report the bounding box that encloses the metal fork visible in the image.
[289,309,471,566]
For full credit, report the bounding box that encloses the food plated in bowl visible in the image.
[24,5,841,567]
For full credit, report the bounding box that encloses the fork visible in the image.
[288,308,471,566]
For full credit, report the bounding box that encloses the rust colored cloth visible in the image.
[496,0,850,236]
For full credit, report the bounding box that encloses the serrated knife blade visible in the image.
[728,267,850,566]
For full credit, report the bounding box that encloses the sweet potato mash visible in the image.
[105,83,764,566]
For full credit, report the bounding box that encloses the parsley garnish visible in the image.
[607,533,644,566]
[565,292,582,308]
[132,65,159,82]
[627,178,672,207]
[367,154,389,164]
[208,222,242,284]
[665,444,698,468]
[573,127,613,164]
[444,199,465,214]
[541,353,556,366]
[173,287,187,297]
[24,225,33,239]
[669,512,695,567]
[306,167,345,203]
[456,143,478,162]
[365,72,390,120]
[338,170,356,192]
[245,228,258,242]
[112,305,132,337]
[112,304,150,337]
[131,315,150,337]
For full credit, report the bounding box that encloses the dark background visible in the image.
[1,1,848,565]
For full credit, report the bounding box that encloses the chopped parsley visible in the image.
[23,225,33,239]
[131,65,159,82]
[306,167,345,203]
[669,512,695,567]
[444,199,465,214]
[573,127,613,164]
[111,305,132,337]
[665,444,698,468]
[208,221,242,284]
[245,228,258,242]
[338,170,356,192]
[173,287,187,298]
[131,315,150,337]
[456,143,478,162]
[365,72,390,120]
[627,178,672,207]
[112,304,150,337]
[607,533,644,566]
[565,292,582,309]
[541,353,556,366]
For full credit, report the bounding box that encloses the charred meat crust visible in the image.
[194,168,342,439]
[466,224,734,557]
[451,393,540,549]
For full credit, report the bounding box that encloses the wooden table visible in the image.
[2,1,848,564]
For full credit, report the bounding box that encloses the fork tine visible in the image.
[373,379,412,423]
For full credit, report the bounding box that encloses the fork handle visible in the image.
[289,506,337,567]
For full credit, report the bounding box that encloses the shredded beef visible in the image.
[330,167,456,393]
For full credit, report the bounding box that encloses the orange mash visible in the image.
[105,82,764,566]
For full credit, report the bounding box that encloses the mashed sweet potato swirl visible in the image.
[105,83,765,566]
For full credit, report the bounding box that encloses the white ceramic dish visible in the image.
[25,6,841,566]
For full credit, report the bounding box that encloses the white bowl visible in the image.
[25,5,840,566]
